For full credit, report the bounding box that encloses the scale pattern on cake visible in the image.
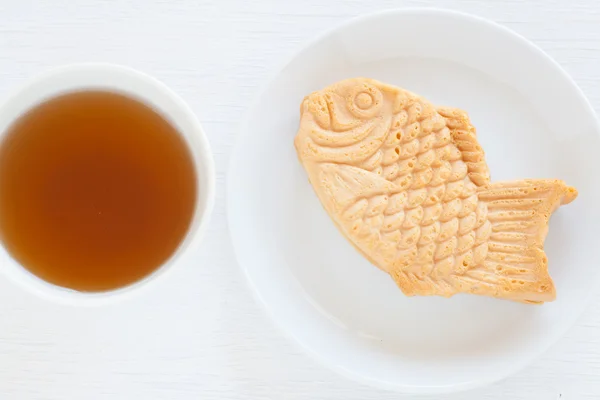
[294,78,577,303]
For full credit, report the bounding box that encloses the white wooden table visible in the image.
[0,1,598,399]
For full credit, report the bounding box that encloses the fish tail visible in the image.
[470,179,577,303]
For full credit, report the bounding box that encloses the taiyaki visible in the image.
[294,78,577,304]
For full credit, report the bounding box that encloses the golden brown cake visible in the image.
[294,78,577,303]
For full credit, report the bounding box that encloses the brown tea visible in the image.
[0,91,197,291]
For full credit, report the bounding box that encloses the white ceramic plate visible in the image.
[228,9,600,393]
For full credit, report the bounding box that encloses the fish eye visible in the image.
[355,92,374,109]
[347,83,383,119]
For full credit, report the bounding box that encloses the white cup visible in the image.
[0,63,215,305]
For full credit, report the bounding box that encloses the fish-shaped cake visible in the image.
[294,78,577,303]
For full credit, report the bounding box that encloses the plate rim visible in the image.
[227,7,600,393]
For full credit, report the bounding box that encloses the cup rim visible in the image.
[0,63,216,306]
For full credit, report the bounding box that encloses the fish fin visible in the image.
[391,269,457,298]
[468,179,577,303]
[311,162,404,274]
[315,163,397,212]
[437,107,490,187]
